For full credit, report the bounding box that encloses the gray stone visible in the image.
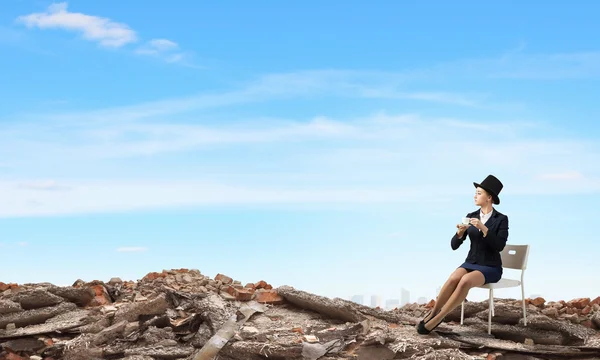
[592,312,600,329]
[522,314,594,345]
[0,337,45,352]
[0,300,22,315]
[70,316,111,334]
[113,294,169,323]
[92,320,128,345]
[0,307,89,339]
[0,302,76,329]
[12,289,64,310]
[123,345,195,358]
[140,326,176,345]
[277,285,366,323]
[108,277,123,285]
[476,303,528,325]
[47,285,95,307]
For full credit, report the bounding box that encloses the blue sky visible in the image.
[1,1,599,304]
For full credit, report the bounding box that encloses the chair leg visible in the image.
[491,289,495,317]
[488,289,492,335]
[521,283,527,326]
[460,301,464,325]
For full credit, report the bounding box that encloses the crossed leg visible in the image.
[423,267,468,323]
[424,270,486,331]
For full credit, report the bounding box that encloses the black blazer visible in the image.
[451,208,509,268]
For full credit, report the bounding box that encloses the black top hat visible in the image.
[473,175,503,205]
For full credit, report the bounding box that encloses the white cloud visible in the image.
[16,2,137,47]
[17,242,28,247]
[15,3,191,65]
[135,38,178,55]
[27,70,493,126]
[134,38,192,65]
[2,66,600,217]
[0,109,599,217]
[116,247,148,253]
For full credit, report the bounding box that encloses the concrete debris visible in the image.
[0,270,596,359]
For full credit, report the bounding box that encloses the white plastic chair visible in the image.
[460,244,530,334]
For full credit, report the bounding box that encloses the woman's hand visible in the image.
[469,218,488,233]
[456,223,468,236]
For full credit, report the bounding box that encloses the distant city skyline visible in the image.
[350,287,549,310]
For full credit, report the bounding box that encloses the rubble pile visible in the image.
[0,270,598,360]
[401,295,600,331]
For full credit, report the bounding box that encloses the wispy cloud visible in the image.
[15,2,137,47]
[20,70,492,126]
[134,38,195,66]
[15,2,194,66]
[1,107,599,217]
[136,39,178,54]
[417,48,600,80]
[116,247,148,253]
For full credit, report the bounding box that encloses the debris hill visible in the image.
[0,269,599,360]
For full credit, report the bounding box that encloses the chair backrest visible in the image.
[500,244,530,270]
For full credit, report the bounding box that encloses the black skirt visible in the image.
[459,262,503,284]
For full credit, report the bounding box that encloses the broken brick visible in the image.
[87,285,112,307]
[567,297,590,309]
[530,297,546,307]
[142,272,167,281]
[0,282,9,291]
[255,289,284,305]
[245,283,256,290]
[225,286,254,301]
[215,273,233,285]
[254,280,268,289]
[234,288,254,301]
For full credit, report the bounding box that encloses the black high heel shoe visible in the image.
[417,316,442,335]
[419,310,437,326]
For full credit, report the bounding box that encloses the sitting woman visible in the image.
[417,175,509,335]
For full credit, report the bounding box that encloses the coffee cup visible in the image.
[461,217,470,226]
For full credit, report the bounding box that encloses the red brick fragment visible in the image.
[245,283,256,290]
[87,284,112,306]
[0,282,8,291]
[255,289,285,305]
[582,306,592,315]
[530,297,545,307]
[567,297,590,309]
[225,285,254,301]
[255,280,268,289]
[215,273,233,285]
[234,288,254,301]
[143,272,166,281]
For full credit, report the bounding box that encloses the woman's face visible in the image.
[474,187,491,206]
